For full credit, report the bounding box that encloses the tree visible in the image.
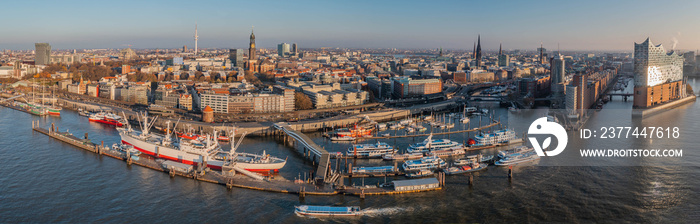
[294,92,313,110]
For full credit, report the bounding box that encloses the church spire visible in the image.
[475,34,482,67]
[499,43,502,55]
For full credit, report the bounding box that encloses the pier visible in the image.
[272,122,333,183]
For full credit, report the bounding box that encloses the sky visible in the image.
[1,0,699,51]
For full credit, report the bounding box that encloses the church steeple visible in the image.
[475,34,482,67]
[499,43,502,55]
[248,26,256,61]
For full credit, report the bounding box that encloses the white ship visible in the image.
[472,129,518,146]
[494,150,540,166]
[406,134,463,153]
[402,156,447,172]
[346,142,396,158]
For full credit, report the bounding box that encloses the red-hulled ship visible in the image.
[88,112,124,127]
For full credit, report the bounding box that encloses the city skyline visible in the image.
[2,0,699,51]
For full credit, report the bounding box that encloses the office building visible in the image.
[35,43,51,65]
[392,77,442,98]
[229,49,245,68]
[278,43,290,57]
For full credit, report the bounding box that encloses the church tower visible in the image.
[247,27,258,72]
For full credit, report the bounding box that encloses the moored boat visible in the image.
[405,169,435,178]
[407,134,463,153]
[495,150,540,166]
[444,163,488,175]
[402,156,446,172]
[382,152,424,161]
[471,129,517,147]
[346,142,396,158]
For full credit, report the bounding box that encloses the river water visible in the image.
[1,78,699,223]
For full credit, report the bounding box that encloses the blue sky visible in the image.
[1,0,698,51]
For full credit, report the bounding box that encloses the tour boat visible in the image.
[444,163,488,175]
[382,152,424,161]
[407,134,464,153]
[498,146,535,159]
[405,169,435,178]
[454,154,494,165]
[47,106,62,116]
[471,129,517,146]
[495,150,540,166]
[426,148,466,157]
[331,136,356,142]
[89,112,124,127]
[351,165,394,174]
[346,142,396,158]
[402,156,447,172]
[294,205,362,216]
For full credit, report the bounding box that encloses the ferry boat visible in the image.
[495,150,540,166]
[471,129,517,146]
[294,205,362,216]
[407,134,464,153]
[382,152,424,161]
[89,112,124,127]
[405,169,435,178]
[351,165,394,174]
[347,142,396,158]
[331,136,356,142]
[498,146,535,159]
[402,156,447,172]
[426,148,466,157]
[332,125,372,138]
[444,163,488,175]
[454,154,494,165]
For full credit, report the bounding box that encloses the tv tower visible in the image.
[194,23,199,55]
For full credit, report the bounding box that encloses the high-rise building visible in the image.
[278,43,290,57]
[683,51,695,65]
[538,44,546,64]
[229,49,244,68]
[498,43,509,67]
[550,54,565,84]
[35,43,51,65]
[292,43,298,55]
[633,38,686,108]
[183,45,188,53]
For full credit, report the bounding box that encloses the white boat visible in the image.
[498,146,535,159]
[376,123,387,130]
[406,127,415,133]
[381,133,391,137]
[444,163,488,175]
[331,136,356,141]
[465,107,477,113]
[382,152,424,161]
[405,169,435,178]
[472,129,517,146]
[351,165,394,174]
[495,150,540,166]
[407,134,464,153]
[402,156,447,172]
[346,142,396,158]
[295,205,362,216]
[426,148,466,157]
[460,117,470,124]
[454,154,494,165]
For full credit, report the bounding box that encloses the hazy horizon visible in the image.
[2,0,699,52]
